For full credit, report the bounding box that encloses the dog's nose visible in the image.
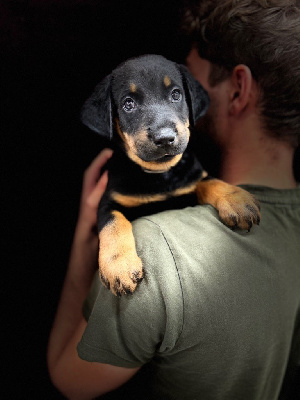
[151,128,176,147]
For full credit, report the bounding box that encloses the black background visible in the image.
[1,0,187,398]
[1,1,299,398]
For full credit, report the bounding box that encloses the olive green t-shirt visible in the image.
[77,185,300,400]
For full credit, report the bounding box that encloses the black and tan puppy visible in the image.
[81,55,260,296]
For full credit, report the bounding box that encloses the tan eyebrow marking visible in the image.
[164,75,171,87]
[130,83,136,92]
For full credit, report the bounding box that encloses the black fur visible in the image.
[81,54,210,294]
[81,54,209,227]
[81,55,261,295]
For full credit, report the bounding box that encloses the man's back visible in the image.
[78,185,300,399]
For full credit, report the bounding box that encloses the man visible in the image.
[47,1,300,399]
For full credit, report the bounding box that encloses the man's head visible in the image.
[183,0,300,148]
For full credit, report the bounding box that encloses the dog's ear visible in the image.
[178,64,210,125]
[81,74,113,139]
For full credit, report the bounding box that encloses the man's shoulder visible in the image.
[133,204,220,238]
[132,204,234,255]
[132,184,300,245]
[132,184,300,293]
[132,204,239,291]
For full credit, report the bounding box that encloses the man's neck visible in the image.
[218,136,297,189]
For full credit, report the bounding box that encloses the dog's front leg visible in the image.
[98,209,143,296]
[196,179,261,231]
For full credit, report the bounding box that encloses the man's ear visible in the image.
[81,74,113,140]
[178,64,210,125]
[229,65,254,116]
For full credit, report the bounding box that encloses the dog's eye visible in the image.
[123,98,136,112]
[171,89,182,102]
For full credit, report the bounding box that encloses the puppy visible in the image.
[81,55,260,296]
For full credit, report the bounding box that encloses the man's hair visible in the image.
[182,0,300,147]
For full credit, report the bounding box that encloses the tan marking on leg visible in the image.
[99,211,143,295]
[164,75,171,87]
[196,179,261,230]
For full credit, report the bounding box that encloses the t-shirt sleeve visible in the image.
[77,216,184,368]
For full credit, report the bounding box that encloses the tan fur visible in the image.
[99,211,143,295]
[196,179,261,230]
[128,153,183,172]
[111,192,168,207]
[164,75,171,87]
[176,120,190,140]
[171,182,197,197]
[130,82,136,92]
[111,180,202,208]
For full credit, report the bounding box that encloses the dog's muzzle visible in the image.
[135,126,188,163]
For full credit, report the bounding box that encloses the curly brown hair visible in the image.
[182,0,300,147]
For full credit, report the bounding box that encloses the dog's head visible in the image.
[81,55,209,172]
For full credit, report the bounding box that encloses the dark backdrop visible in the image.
[1,1,300,399]
[1,0,187,398]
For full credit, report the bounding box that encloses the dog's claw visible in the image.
[99,249,144,296]
[217,189,261,231]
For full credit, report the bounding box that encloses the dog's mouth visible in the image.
[140,145,185,163]
[142,154,179,173]
[155,154,176,163]
[128,150,184,173]
[140,151,182,164]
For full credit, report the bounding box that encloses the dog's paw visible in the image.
[99,249,144,296]
[196,179,261,231]
[217,187,261,231]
